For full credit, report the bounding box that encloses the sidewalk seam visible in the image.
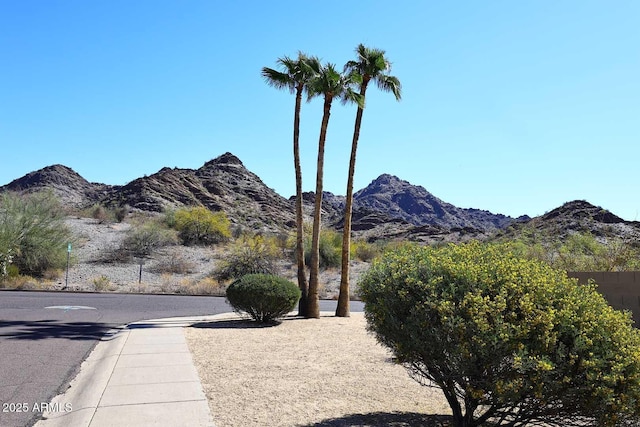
[96,397,208,409]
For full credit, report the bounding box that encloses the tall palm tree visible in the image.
[261,53,320,317]
[306,63,363,318]
[336,44,402,317]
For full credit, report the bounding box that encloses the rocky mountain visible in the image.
[351,174,518,230]
[1,164,110,208]
[1,153,295,233]
[107,153,295,232]
[493,200,640,243]
[6,153,635,244]
[312,174,524,242]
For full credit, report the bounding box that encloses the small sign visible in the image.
[67,243,72,253]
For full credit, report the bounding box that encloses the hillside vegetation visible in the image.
[1,190,638,293]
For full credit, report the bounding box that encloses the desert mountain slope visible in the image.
[1,164,109,208]
[7,153,635,243]
[105,152,295,232]
[352,174,517,231]
[493,200,640,242]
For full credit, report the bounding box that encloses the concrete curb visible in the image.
[33,314,239,427]
[35,327,129,427]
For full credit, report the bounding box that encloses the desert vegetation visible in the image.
[502,225,640,272]
[83,202,128,224]
[1,190,639,296]
[225,273,301,323]
[0,191,73,282]
[361,241,640,426]
[0,193,373,295]
[169,206,231,245]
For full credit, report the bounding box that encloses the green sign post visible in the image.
[65,243,71,289]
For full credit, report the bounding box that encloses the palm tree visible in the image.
[336,45,401,317]
[261,53,320,317]
[306,63,363,318]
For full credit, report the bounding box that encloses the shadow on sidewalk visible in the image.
[0,319,117,341]
[301,412,453,426]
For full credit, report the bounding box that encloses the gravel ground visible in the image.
[186,312,452,427]
[15,217,369,298]
[61,217,220,293]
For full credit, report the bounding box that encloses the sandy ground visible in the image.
[185,312,452,427]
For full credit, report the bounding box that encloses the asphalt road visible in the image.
[0,291,363,427]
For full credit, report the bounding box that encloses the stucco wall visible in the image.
[568,271,640,326]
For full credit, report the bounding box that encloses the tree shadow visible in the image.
[0,320,117,341]
[190,319,281,329]
[301,412,453,427]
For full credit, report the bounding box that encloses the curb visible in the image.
[34,327,129,427]
[35,312,248,427]
[33,314,239,427]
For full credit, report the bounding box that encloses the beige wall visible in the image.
[568,272,640,326]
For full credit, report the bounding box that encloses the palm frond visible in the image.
[262,52,320,95]
[261,67,296,93]
[341,88,365,108]
[376,74,402,101]
[343,44,402,102]
[306,62,364,106]
[346,44,390,76]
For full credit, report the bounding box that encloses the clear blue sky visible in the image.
[1,1,638,220]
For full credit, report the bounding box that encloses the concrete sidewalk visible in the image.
[35,315,228,427]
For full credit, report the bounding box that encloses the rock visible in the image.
[4,155,635,246]
[352,174,516,231]
[495,200,640,243]
[0,164,109,208]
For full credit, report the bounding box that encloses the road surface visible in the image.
[0,291,231,427]
[0,291,363,427]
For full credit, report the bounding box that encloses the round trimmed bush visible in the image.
[226,274,301,323]
[360,241,640,427]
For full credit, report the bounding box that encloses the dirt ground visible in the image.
[185,312,452,427]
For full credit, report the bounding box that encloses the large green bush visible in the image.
[360,241,640,427]
[304,228,341,269]
[0,191,74,278]
[172,206,231,245]
[226,274,300,323]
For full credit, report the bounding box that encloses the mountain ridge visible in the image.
[3,152,636,243]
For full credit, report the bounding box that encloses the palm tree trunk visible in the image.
[308,95,332,319]
[336,84,368,317]
[293,86,308,317]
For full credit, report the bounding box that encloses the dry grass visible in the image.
[185,312,452,427]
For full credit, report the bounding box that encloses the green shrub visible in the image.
[350,239,381,262]
[226,274,300,323]
[121,221,178,259]
[360,241,640,427]
[0,191,74,277]
[304,229,341,269]
[213,235,279,282]
[173,206,231,245]
[162,208,177,228]
[502,227,640,272]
